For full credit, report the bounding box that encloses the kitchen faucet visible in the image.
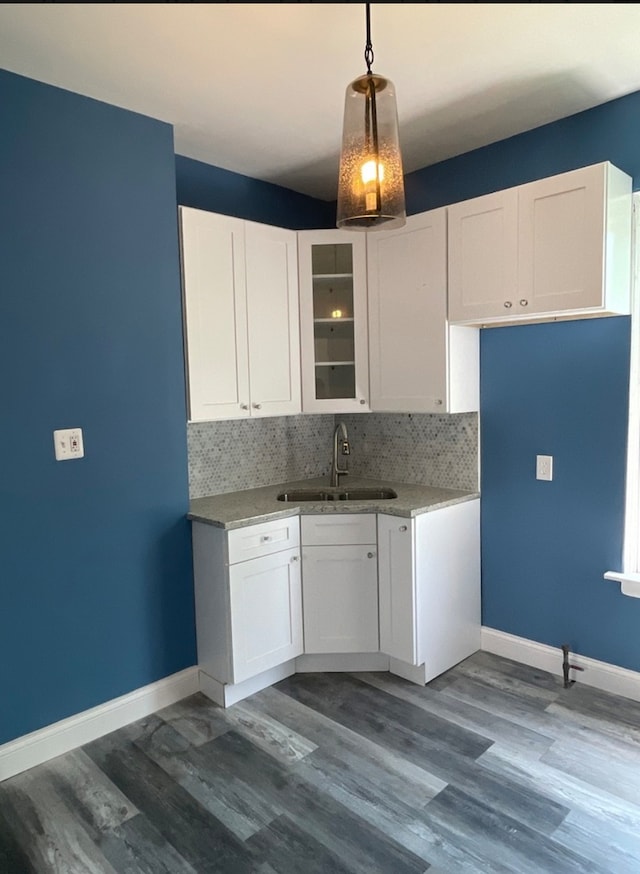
[330,421,351,487]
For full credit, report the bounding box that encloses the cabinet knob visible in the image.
[399,525,407,532]
[359,398,366,405]
[519,299,529,307]
[290,554,300,562]
[435,399,443,406]
[503,301,513,309]
[240,403,249,410]
[253,403,262,410]
[367,551,376,559]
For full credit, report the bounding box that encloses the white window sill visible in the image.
[604,571,640,598]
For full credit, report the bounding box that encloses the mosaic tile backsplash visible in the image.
[340,412,479,491]
[188,411,478,498]
[188,415,335,498]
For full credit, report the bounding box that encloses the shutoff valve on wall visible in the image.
[53,428,84,461]
[536,454,553,481]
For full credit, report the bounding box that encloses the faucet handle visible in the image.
[341,440,350,455]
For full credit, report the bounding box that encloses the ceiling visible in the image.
[1,3,640,201]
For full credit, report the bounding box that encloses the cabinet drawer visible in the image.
[301,514,377,546]
[227,516,300,564]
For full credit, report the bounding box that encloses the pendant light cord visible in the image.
[364,2,374,73]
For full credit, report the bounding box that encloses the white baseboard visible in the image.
[481,627,640,703]
[0,667,199,783]
[8,630,639,783]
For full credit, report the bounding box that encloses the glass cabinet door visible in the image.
[298,232,369,413]
[312,243,356,400]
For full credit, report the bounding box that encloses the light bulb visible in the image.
[361,160,385,211]
[361,160,384,185]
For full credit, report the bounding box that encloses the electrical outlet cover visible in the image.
[54,428,84,461]
[536,454,553,481]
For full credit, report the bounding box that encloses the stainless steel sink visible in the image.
[277,487,397,502]
[334,488,397,501]
[277,489,332,502]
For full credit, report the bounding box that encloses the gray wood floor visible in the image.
[2,651,640,873]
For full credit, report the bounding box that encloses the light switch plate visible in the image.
[54,428,84,461]
[536,454,553,481]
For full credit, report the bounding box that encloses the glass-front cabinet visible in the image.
[298,230,369,413]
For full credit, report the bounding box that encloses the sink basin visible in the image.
[334,488,398,501]
[277,489,332,502]
[277,487,397,502]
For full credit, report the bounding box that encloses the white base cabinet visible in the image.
[192,517,303,687]
[378,499,481,682]
[193,502,480,707]
[301,515,378,654]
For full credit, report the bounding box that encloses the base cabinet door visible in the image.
[414,501,481,683]
[302,544,379,653]
[378,502,481,676]
[229,547,303,683]
[377,517,418,665]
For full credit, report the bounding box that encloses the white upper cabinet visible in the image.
[368,209,479,413]
[448,162,632,326]
[180,208,249,421]
[298,230,370,413]
[179,207,301,421]
[447,189,519,324]
[244,220,301,417]
[518,163,631,318]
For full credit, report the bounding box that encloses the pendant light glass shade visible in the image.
[336,75,406,230]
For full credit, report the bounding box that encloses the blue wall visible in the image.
[403,92,640,671]
[175,154,334,229]
[0,70,196,745]
[4,67,640,747]
[405,89,640,210]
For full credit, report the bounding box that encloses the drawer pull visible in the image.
[519,299,528,307]
[367,551,376,559]
[504,300,513,309]
[261,535,271,542]
[399,525,407,532]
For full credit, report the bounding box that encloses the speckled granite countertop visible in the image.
[188,476,479,530]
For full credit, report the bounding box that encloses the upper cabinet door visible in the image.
[518,163,630,316]
[447,189,519,324]
[298,230,369,414]
[368,208,477,414]
[179,207,250,422]
[244,221,301,417]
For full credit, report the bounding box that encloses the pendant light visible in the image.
[337,2,406,230]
